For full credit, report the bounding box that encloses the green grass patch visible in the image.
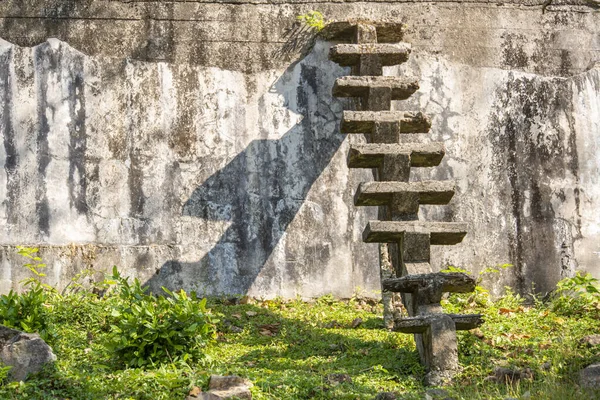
[0,291,598,399]
[0,250,598,399]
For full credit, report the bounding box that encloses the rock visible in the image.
[351,317,363,328]
[0,325,56,381]
[325,373,352,386]
[186,393,221,400]
[207,375,253,399]
[541,361,551,371]
[425,388,454,400]
[491,367,534,384]
[581,335,600,347]
[229,326,243,334]
[374,392,398,400]
[580,363,600,389]
[324,320,341,329]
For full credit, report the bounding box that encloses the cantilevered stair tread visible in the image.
[363,221,467,244]
[333,76,419,100]
[329,43,411,66]
[354,181,455,206]
[341,111,431,134]
[393,314,484,333]
[382,272,476,294]
[320,20,406,43]
[348,143,445,168]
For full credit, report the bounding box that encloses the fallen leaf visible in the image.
[471,328,485,339]
[258,323,280,336]
[188,386,202,397]
[232,313,242,319]
[246,311,258,317]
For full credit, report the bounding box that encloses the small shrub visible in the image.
[550,272,600,315]
[105,267,218,368]
[0,247,52,339]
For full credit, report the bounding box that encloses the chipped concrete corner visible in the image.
[0,1,599,297]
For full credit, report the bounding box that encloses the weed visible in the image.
[550,272,600,315]
[296,11,326,31]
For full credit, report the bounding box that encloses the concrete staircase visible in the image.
[326,20,483,385]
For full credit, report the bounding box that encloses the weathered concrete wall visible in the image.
[0,1,599,297]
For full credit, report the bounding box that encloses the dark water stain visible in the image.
[34,43,54,238]
[501,33,529,70]
[488,73,581,294]
[0,47,20,225]
[67,54,88,214]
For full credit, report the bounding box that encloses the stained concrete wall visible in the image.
[0,0,599,297]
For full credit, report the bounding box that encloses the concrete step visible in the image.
[363,221,467,245]
[393,314,484,333]
[382,272,476,294]
[329,43,411,67]
[348,143,445,168]
[320,20,406,43]
[355,181,455,207]
[333,76,419,100]
[342,110,431,134]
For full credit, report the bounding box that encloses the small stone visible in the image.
[229,326,243,334]
[581,335,600,347]
[325,373,352,386]
[492,367,533,384]
[208,375,253,399]
[541,361,551,371]
[186,393,221,400]
[324,320,340,329]
[425,388,454,400]
[351,317,363,328]
[580,363,600,389]
[374,392,398,400]
[245,311,257,317]
[0,325,57,382]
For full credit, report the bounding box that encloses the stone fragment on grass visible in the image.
[580,363,600,389]
[425,388,454,400]
[0,325,56,382]
[581,335,600,347]
[490,367,533,384]
[325,373,352,386]
[373,392,398,400]
[207,375,253,399]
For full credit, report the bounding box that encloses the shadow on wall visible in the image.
[144,49,347,297]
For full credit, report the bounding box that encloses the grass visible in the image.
[0,286,599,400]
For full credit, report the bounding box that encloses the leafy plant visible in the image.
[16,246,52,290]
[105,267,218,368]
[296,11,326,31]
[550,272,600,315]
[0,247,52,339]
